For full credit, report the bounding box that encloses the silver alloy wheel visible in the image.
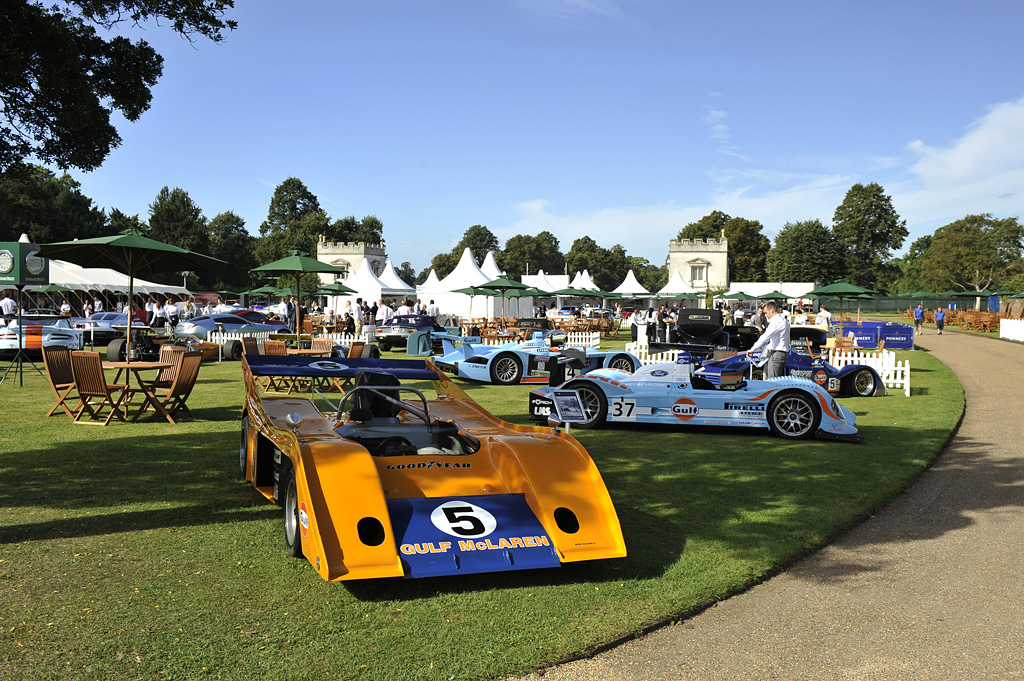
[609,354,635,372]
[492,355,521,384]
[770,394,815,438]
[284,474,301,556]
[853,369,875,396]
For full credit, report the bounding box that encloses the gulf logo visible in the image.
[299,500,309,538]
[814,370,828,385]
[672,398,699,420]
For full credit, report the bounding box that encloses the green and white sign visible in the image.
[0,242,49,286]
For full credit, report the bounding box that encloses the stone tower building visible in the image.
[667,237,729,292]
[315,236,387,286]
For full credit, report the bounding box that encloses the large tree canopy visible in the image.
[0,163,106,242]
[146,185,208,285]
[497,231,564,280]
[565,237,629,291]
[832,182,908,288]
[1,1,236,171]
[766,219,845,284]
[207,210,256,291]
[920,214,1024,293]
[722,217,770,281]
[676,210,730,241]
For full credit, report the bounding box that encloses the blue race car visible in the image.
[529,352,862,442]
[745,347,888,397]
[435,333,640,385]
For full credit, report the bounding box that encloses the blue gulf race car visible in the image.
[745,348,888,397]
[529,352,862,442]
[435,333,640,385]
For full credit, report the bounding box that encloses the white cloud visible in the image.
[703,106,730,143]
[515,0,622,19]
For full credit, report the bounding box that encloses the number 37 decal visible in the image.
[610,397,636,421]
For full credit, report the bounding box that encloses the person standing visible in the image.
[60,299,72,317]
[934,307,946,335]
[656,305,669,343]
[145,298,157,326]
[152,299,167,328]
[914,303,925,335]
[644,307,657,344]
[427,299,440,322]
[815,304,832,326]
[750,305,764,333]
[164,299,179,330]
[82,299,93,318]
[93,296,103,313]
[375,298,393,326]
[0,291,18,318]
[745,300,791,379]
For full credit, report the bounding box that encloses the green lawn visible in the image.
[0,341,963,680]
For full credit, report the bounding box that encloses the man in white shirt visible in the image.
[396,300,412,316]
[353,298,364,337]
[60,299,72,317]
[0,291,18,317]
[375,299,393,325]
[93,296,103,313]
[815,304,832,326]
[745,300,791,378]
[426,300,440,321]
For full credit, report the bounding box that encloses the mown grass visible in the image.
[0,339,962,680]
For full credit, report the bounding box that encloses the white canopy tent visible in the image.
[521,269,566,292]
[377,260,416,297]
[612,269,650,296]
[480,251,503,280]
[3,259,190,296]
[416,248,535,320]
[657,270,698,296]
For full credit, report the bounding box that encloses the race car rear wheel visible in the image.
[378,341,391,352]
[845,368,876,397]
[240,414,249,477]
[490,353,523,385]
[767,391,820,440]
[225,339,243,361]
[564,381,607,429]
[283,470,302,558]
[106,338,126,362]
[608,353,636,373]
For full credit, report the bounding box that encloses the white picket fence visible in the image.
[624,343,912,397]
[207,331,273,361]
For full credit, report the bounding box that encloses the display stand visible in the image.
[0,285,44,387]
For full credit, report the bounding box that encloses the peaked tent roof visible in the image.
[419,269,441,291]
[612,269,650,295]
[521,269,564,292]
[377,259,415,293]
[480,251,503,280]
[345,258,409,299]
[658,270,698,296]
[437,247,491,292]
[572,269,600,290]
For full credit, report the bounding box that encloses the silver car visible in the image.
[172,314,283,340]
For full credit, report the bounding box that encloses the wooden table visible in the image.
[105,360,173,422]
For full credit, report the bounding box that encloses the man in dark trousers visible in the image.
[745,301,791,378]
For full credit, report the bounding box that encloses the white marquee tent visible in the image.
[612,269,650,296]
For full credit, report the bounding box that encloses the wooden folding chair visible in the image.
[42,346,80,417]
[143,350,202,424]
[310,337,334,356]
[242,337,260,356]
[263,340,287,355]
[70,351,129,426]
[142,343,186,390]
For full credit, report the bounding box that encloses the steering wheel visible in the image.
[377,436,417,457]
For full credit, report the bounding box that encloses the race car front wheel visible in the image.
[284,470,302,558]
[490,353,523,385]
[845,368,876,397]
[564,381,607,428]
[608,353,636,373]
[767,391,820,440]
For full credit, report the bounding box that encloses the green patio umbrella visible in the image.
[723,292,759,301]
[482,276,529,319]
[316,281,357,295]
[252,251,347,340]
[804,280,876,335]
[759,291,790,301]
[245,284,283,296]
[217,289,240,298]
[36,228,225,363]
[451,286,498,320]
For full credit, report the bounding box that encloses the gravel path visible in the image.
[519,330,1024,681]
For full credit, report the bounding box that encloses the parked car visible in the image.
[232,309,289,327]
[172,314,284,341]
[0,314,83,358]
[374,314,446,352]
[74,312,130,344]
[505,317,567,346]
[239,355,627,580]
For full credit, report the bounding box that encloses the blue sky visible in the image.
[74,0,1024,275]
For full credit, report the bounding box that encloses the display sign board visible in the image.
[0,242,49,287]
[551,389,589,423]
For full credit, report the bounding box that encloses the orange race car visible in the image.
[239,354,626,581]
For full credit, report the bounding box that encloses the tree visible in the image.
[147,186,208,285]
[0,164,107,243]
[256,178,325,263]
[395,262,416,287]
[322,214,385,244]
[207,211,256,291]
[628,256,667,293]
[426,251,460,280]
[676,210,730,241]
[565,237,629,291]
[455,225,500,265]
[766,219,845,284]
[497,231,564,280]
[888,234,933,295]
[832,183,908,288]
[920,214,1024,294]
[1,1,235,171]
[107,208,146,235]
[723,217,770,281]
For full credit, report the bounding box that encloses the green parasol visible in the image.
[252,251,347,341]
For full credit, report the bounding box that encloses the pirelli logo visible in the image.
[725,403,765,411]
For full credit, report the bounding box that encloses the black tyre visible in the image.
[767,391,820,440]
[563,381,607,429]
[607,353,636,373]
[368,345,381,359]
[283,469,302,558]
[378,341,391,352]
[845,368,876,397]
[750,366,765,381]
[106,338,126,362]
[240,413,249,477]
[226,340,243,361]
[489,353,523,385]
